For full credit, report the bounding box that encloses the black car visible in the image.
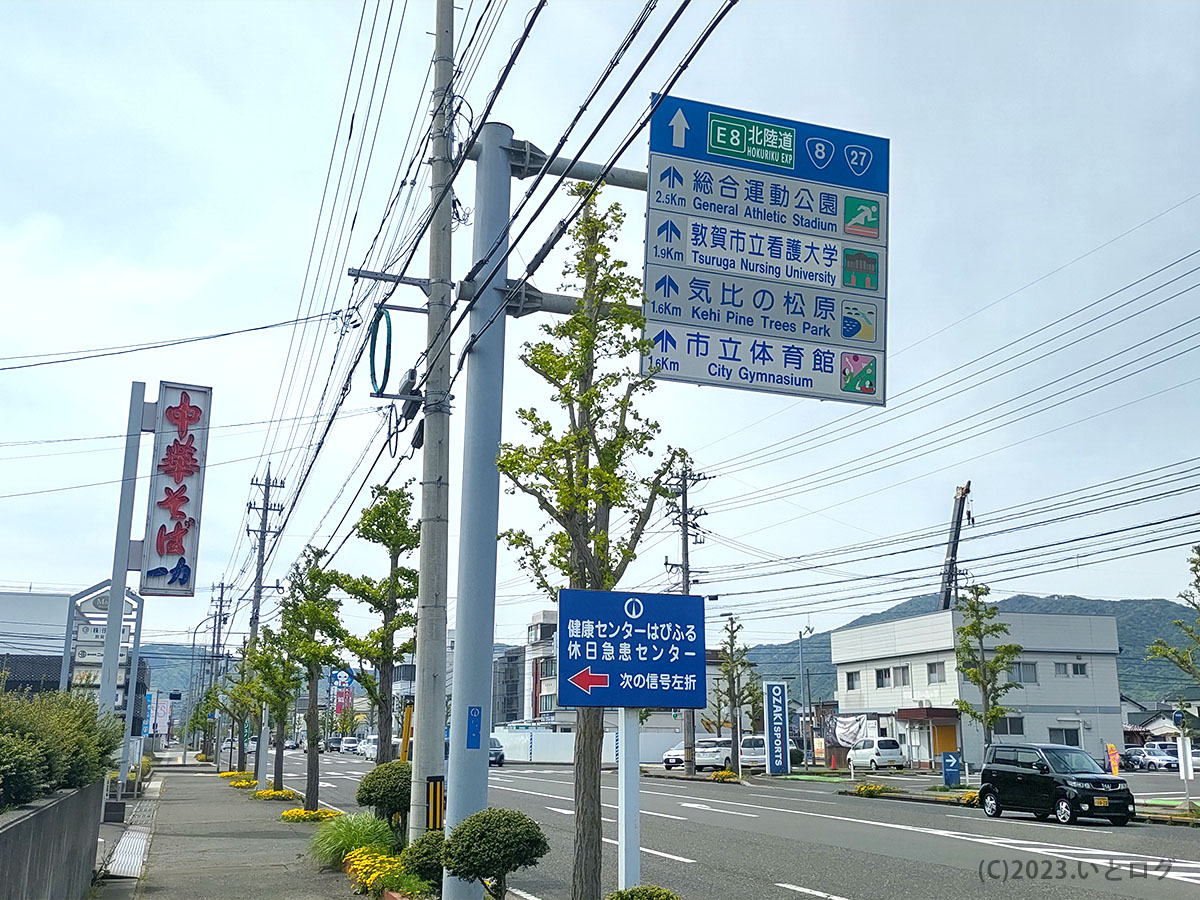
[980,742,1135,826]
[488,737,505,767]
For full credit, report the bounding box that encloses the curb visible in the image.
[838,789,1200,825]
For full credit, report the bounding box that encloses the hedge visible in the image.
[0,685,122,809]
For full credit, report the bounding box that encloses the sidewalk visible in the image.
[132,760,346,900]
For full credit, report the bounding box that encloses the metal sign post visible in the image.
[557,589,706,891]
[642,95,890,405]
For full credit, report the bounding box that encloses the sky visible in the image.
[2,0,1199,659]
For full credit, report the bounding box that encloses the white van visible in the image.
[362,736,379,760]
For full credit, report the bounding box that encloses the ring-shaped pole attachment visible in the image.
[369,307,393,394]
[387,404,400,459]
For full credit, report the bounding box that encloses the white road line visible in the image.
[943,814,1111,835]
[601,837,694,863]
[509,889,542,900]
[681,801,757,817]
[318,781,335,788]
[749,792,835,805]
[776,883,851,900]
[545,806,574,816]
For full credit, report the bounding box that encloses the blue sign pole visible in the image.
[763,681,789,775]
[942,751,962,788]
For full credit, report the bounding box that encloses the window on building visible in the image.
[539,692,557,712]
[540,657,557,678]
[1048,727,1081,747]
[846,671,861,691]
[1054,662,1069,677]
[1008,662,1037,684]
[895,666,911,687]
[1072,663,1087,677]
[927,662,946,684]
[875,668,892,688]
[993,716,1024,736]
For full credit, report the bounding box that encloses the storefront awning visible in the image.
[896,707,959,721]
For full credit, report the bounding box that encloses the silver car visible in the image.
[848,737,906,770]
[695,737,734,771]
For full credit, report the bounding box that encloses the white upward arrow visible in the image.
[669,108,689,148]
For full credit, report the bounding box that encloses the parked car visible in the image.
[341,736,359,755]
[980,742,1134,826]
[220,738,235,751]
[1144,740,1180,758]
[1142,747,1179,771]
[489,737,506,767]
[695,737,733,771]
[740,734,767,769]
[325,735,342,753]
[662,742,684,769]
[848,737,906,770]
[247,737,258,754]
[283,738,297,750]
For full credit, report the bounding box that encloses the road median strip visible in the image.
[838,786,1200,825]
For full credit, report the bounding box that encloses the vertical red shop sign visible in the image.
[140,382,213,596]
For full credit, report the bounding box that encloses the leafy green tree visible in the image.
[953,584,1023,745]
[716,616,758,774]
[1148,546,1200,693]
[443,808,549,900]
[496,185,682,900]
[280,546,345,810]
[247,626,302,790]
[337,706,356,737]
[219,653,259,772]
[330,483,420,765]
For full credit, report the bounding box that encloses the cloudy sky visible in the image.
[2,0,1199,658]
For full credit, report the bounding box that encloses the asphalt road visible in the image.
[266,750,1200,900]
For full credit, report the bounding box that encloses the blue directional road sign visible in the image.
[642,95,890,405]
[557,589,706,709]
[763,682,790,775]
[942,751,962,787]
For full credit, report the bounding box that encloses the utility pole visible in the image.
[667,463,705,776]
[206,582,228,758]
[248,465,283,785]
[938,481,972,610]
[409,0,454,844]
[797,626,812,770]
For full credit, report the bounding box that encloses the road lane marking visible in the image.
[509,889,542,900]
[776,883,851,900]
[681,801,757,817]
[601,838,694,863]
[545,806,574,815]
[944,814,1111,834]
[749,792,835,805]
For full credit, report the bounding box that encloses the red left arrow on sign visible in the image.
[568,667,610,694]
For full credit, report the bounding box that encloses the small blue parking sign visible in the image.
[942,751,962,787]
[557,589,706,709]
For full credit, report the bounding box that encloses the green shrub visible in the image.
[0,732,48,806]
[356,760,412,826]
[309,812,395,868]
[399,829,445,893]
[605,887,682,900]
[443,808,548,900]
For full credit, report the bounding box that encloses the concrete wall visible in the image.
[0,780,103,900]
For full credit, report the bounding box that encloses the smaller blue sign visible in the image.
[557,589,706,709]
[1174,709,1186,727]
[942,751,962,788]
[466,705,482,750]
[763,682,789,775]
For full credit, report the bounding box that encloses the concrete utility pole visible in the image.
[205,582,228,758]
[442,121,512,899]
[248,464,283,785]
[408,0,454,844]
[797,626,812,770]
[669,463,705,777]
[938,481,972,611]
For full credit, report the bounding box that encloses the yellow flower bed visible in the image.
[219,770,255,779]
[344,846,404,895]
[229,779,257,788]
[709,769,739,783]
[251,788,300,802]
[961,790,979,807]
[195,753,208,761]
[281,807,343,823]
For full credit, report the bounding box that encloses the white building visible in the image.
[831,609,1123,768]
